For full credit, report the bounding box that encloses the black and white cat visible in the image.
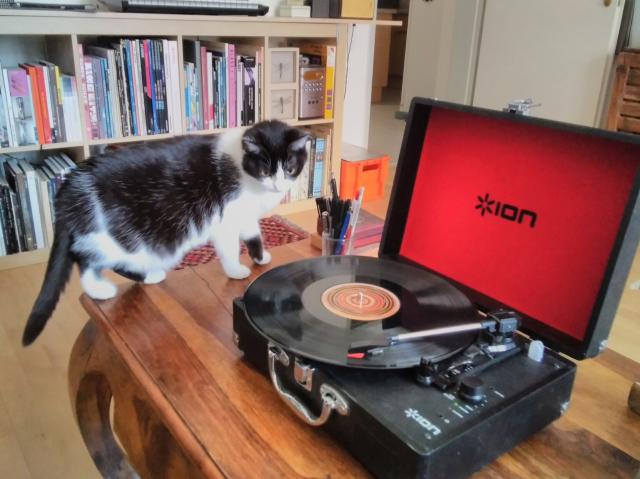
[23,120,309,346]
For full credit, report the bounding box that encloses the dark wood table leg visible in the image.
[68,321,141,479]
[69,321,208,479]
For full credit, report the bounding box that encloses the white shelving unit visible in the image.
[0,9,357,270]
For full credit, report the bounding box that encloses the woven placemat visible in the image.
[175,215,308,269]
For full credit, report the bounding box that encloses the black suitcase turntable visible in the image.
[233,98,640,478]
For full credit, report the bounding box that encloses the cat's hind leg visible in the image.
[240,221,271,266]
[80,268,117,300]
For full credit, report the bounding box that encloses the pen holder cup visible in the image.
[322,232,354,256]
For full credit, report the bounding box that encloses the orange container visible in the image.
[339,144,389,202]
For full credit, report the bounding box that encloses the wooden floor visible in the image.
[0,169,639,478]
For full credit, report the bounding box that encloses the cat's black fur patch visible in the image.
[245,235,264,262]
[61,135,241,253]
[23,121,308,346]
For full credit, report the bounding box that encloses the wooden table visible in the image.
[69,242,640,479]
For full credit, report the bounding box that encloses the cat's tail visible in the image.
[22,224,74,346]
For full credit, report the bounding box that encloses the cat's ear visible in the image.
[288,129,310,152]
[242,133,262,155]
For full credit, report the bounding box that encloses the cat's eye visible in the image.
[286,166,297,175]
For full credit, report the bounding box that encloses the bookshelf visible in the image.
[0,10,355,270]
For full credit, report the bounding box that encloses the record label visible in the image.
[321,283,401,321]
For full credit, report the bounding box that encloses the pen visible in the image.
[321,211,330,234]
[335,209,351,254]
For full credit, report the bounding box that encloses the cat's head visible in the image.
[241,121,309,192]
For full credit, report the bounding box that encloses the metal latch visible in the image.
[294,358,315,391]
[503,98,541,116]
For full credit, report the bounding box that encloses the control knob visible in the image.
[458,376,485,404]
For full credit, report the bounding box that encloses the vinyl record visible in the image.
[244,256,478,369]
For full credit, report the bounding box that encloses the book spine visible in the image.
[132,40,145,136]
[192,41,201,130]
[106,51,122,138]
[114,44,130,137]
[60,75,74,142]
[200,46,208,131]
[20,68,43,145]
[0,188,18,254]
[100,57,112,138]
[169,41,181,134]
[307,136,316,197]
[139,40,152,135]
[23,166,45,249]
[77,45,93,140]
[34,67,52,143]
[82,58,99,139]
[162,39,172,134]
[228,43,236,128]
[152,41,161,134]
[53,65,66,142]
[1,69,17,147]
[236,57,242,126]
[207,51,214,130]
[40,65,57,142]
[12,167,34,250]
[324,46,336,119]
[0,80,12,148]
[313,136,325,197]
[7,190,25,252]
[90,58,105,139]
[123,41,137,136]
[155,40,165,134]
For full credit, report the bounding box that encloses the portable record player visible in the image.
[233,98,640,478]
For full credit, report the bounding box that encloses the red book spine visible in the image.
[34,66,52,143]
[144,40,152,102]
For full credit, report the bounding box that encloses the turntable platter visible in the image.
[244,256,478,368]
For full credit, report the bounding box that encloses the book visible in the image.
[35,169,53,247]
[5,68,38,146]
[0,165,20,254]
[78,45,94,140]
[122,40,138,136]
[61,74,82,142]
[17,158,45,249]
[0,63,14,148]
[4,158,33,250]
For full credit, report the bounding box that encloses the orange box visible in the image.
[340,143,390,202]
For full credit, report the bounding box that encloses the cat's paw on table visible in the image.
[254,251,272,265]
[224,263,252,280]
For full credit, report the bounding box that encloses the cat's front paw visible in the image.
[223,263,252,280]
[254,251,272,265]
[144,270,167,284]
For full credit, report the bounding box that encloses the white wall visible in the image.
[400,0,484,111]
[342,24,376,148]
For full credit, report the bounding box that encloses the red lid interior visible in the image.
[399,107,640,342]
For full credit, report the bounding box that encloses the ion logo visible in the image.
[475,193,538,228]
[404,408,442,436]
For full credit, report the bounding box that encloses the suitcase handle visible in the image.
[268,343,349,426]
